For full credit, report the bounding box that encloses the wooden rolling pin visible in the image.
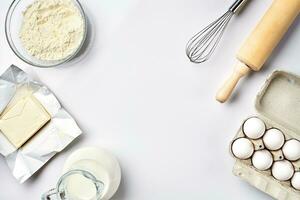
[216,0,300,103]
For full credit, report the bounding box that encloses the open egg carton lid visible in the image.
[255,71,300,140]
[233,70,300,200]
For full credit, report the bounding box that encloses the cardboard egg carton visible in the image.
[231,71,300,200]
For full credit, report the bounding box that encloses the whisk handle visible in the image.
[229,0,249,13]
[216,62,250,103]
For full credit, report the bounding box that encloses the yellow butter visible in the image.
[0,95,50,148]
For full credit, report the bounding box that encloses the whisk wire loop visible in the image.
[186,11,233,63]
[191,12,232,56]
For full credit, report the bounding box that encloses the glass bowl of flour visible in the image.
[5,0,87,68]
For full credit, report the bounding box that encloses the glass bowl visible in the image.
[5,0,87,68]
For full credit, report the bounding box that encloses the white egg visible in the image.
[243,117,266,139]
[291,172,300,190]
[271,160,294,181]
[231,138,254,160]
[282,139,300,161]
[263,128,285,150]
[252,150,273,171]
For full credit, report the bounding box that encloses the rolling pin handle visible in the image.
[216,62,250,103]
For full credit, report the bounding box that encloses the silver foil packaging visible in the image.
[0,65,82,183]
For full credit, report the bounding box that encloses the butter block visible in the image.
[0,95,51,148]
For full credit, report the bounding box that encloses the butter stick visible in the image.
[0,95,51,148]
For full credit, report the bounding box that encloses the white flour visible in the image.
[19,0,85,61]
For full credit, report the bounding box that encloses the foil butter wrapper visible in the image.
[0,65,82,183]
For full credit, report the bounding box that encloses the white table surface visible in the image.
[0,0,300,199]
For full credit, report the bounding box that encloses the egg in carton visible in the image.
[230,71,300,200]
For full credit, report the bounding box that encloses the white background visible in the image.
[0,0,300,199]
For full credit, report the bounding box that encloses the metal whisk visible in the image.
[186,0,249,63]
